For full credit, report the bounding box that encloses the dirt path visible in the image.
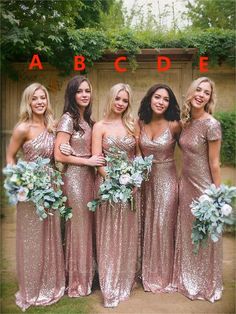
[2,208,235,314]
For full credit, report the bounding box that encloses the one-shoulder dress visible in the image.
[16,130,65,311]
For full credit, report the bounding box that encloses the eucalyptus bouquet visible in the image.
[3,157,72,221]
[191,184,236,254]
[87,148,153,212]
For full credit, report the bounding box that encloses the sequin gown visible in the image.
[95,135,139,308]
[16,130,65,311]
[173,117,223,302]
[57,113,95,297]
[139,124,178,293]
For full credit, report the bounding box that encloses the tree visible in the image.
[185,0,235,29]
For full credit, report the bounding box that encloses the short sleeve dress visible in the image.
[57,113,95,297]
[173,117,223,302]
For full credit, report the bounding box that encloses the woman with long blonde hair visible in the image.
[92,83,140,307]
[6,83,65,311]
[173,77,222,302]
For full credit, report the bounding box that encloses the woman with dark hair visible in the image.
[54,75,105,297]
[137,83,181,293]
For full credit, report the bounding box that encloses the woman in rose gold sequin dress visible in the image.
[173,77,222,302]
[6,83,65,311]
[92,83,140,307]
[54,76,105,297]
[137,84,181,293]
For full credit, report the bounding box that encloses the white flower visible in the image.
[17,187,29,202]
[221,204,232,216]
[199,194,213,203]
[131,172,143,187]
[119,174,131,185]
[27,183,34,190]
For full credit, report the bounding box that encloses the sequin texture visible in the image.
[57,113,95,297]
[173,117,223,302]
[139,125,178,292]
[95,135,140,307]
[16,130,65,311]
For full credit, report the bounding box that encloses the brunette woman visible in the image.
[137,84,181,293]
[6,83,65,311]
[54,76,104,297]
[173,77,222,302]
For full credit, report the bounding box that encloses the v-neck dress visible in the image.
[139,124,178,292]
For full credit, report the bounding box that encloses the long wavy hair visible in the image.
[138,84,180,124]
[181,77,216,126]
[104,83,135,135]
[19,83,54,132]
[63,75,93,134]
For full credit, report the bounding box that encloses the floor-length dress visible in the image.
[16,130,65,311]
[57,113,95,297]
[95,135,139,307]
[173,117,223,302]
[139,125,178,293]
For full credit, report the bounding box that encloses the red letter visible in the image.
[29,54,43,70]
[157,56,171,72]
[74,55,86,71]
[114,56,127,73]
[199,56,208,72]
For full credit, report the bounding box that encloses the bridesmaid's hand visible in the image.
[87,154,105,167]
[132,187,138,195]
[59,143,75,156]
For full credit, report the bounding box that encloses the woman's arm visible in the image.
[92,122,107,178]
[208,139,221,187]
[6,124,27,165]
[170,120,182,141]
[54,131,105,167]
[134,119,142,156]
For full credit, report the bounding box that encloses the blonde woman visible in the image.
[92,83,139,307]
[6,83,65,311]
[173,77,222,301]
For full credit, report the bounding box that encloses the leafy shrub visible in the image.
[214,111,236,166]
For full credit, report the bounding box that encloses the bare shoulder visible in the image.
[92,120,106,133]
[13,122,29,137]
[169,120,182,136]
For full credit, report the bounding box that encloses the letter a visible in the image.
[29,54,43,70]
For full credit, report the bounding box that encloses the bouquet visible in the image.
[3,157,72,221]
[87,148,153,212]
[191,184,236,253]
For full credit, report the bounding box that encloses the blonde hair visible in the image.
[19,83,55,132]
[104,83,135,135]
[181,77,216,126]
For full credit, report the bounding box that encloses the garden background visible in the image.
[1,0,235,313]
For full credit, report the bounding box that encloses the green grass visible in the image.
[1,257,95,314]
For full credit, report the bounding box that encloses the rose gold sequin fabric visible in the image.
[16,130,65,311]
[95,135,140,307]
[57,113,95,297]
[139,125,178,293]
[173,118,223,302]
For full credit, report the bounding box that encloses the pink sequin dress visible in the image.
[139,124,178,293]
[173,117,223,302]
[16,130,65,311]
[95,135,139,308]
[57,113,95,297]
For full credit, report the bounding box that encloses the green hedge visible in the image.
[214,111,236,167]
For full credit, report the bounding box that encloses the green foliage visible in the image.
[214,111,236,167]
[1,0,235,77]
[185,0,235,30]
